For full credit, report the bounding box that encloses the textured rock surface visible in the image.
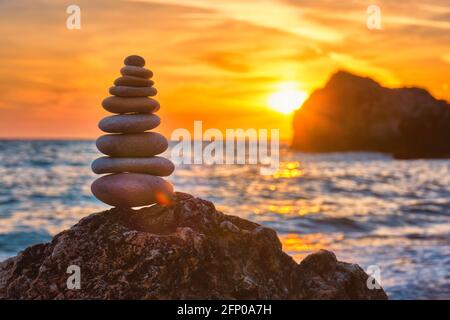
[292,71,450,159]
[0,193,387,300]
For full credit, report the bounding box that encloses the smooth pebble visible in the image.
[92,156,175,176]
[102,96,160,114]
[109,86,157,97]
[96,133,168,157]
[99,114,160,133]
[124,55,145,67]
[120,65,153,78]
[91,173,173,207]
[114,76,153,87]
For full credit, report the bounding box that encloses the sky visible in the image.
[0,0,449,140]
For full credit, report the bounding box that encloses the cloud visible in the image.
[443,54,450,64]
[0,0,449,138]
[201,51,251,72]
[328,52,400,86]
[134,0,344,43]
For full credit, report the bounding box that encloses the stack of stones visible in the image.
[91,55,174,207]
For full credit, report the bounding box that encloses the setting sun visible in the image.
[268,83,308,114]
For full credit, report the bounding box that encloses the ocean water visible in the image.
[0,140,449,299]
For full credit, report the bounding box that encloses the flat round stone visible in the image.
[124,55,145,67]
[120,66,153,79]
[99,114,160,133]
[114,76,153,87]
[109,86,157,97]
[96,133,168,157]
[92,156,175,176]
[102,96,160,114]
[91,173,173,207]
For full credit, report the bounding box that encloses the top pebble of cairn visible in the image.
[124,55,146,67]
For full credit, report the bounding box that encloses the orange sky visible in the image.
[0,0,449,140]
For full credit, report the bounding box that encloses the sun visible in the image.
[268,83,308,114]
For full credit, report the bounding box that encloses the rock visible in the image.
[120,66,153,79]
[92,56,172,209]
[98,114,161,133]
[109,86,157,97]
[102,96,160,114]
[0,193,388,299]
[91,173,173,207]
[124,55,145,67]
[114,76,153,87]
[96,133,168,157]
[94,55,173,208]
[92,156,175,176]
[292,70,450,159]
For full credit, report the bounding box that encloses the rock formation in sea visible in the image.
[292,70,450,159]
[0,192,387,299]
[92,55,174,207]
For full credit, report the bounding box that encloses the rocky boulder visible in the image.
[292,71,450,159]
[0,192,387,299]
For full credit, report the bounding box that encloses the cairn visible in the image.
[91,55,174,207]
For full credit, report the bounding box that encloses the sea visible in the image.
[0,140,449,299]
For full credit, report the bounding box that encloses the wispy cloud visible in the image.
[134,0,344,42]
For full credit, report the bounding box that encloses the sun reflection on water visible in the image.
[272,161,304,179]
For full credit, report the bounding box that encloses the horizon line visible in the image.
[0,137,292,142]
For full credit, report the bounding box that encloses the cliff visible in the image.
[292,71,450,158]
[0,192,387,299]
